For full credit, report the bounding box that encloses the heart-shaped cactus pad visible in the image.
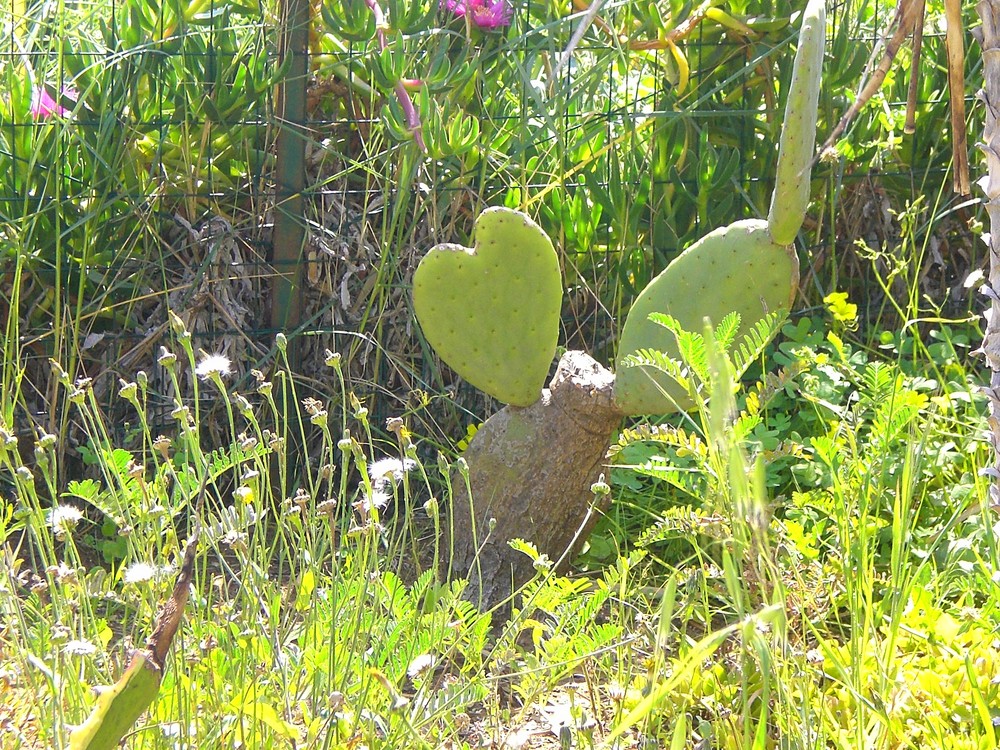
[413,207,562,407]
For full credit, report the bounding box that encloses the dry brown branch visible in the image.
[904,0,925,133]
[818,0,923,154]
[629,0,717,51]
[571,0,614,38]
[945,0,970,195]
[817,0,970,197]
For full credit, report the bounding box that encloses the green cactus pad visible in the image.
[767,0,825,245]
[614,219,798,415]
[413,207,562,407]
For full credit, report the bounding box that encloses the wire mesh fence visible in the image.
[0,0,980,449]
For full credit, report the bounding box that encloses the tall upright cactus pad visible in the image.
[767,0,826,245]
[614,219,799,415]
[413,207,562,407]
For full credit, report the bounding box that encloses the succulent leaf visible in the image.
[67,652,161,750]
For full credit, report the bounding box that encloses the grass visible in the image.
[2,304,997,748]
[1,0,996,747]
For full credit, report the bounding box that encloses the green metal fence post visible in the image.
[270,0,310,343]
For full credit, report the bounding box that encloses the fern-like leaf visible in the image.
[622,348,693,398]
[732,411,762,444]
[731,309,788,380]
[637,507,730,547]
[869,387,924,449]
[647,311,684,333]
[647,312,710,382]
[758,441,808,463]
[743,361,807,417]
[613,423,709,461]
[677,328,710,383]
[714,311,742,351]
[860,361,896,406]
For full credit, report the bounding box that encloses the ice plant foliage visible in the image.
[442,0,512,29]
[365,0,427,150]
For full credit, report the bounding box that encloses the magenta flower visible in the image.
[29,86,75,119]
[442,0,512,29]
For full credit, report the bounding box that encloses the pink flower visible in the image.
[29,86,75,119]
[442,0,512,29]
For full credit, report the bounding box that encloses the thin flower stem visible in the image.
[365,0,427,151]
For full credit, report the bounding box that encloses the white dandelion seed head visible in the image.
[46,562,77,584]
[195,353,232,381]
[370,488,391,509]
[355,488,391,514]
[47,505,83,538]
[63,639,97,657]
[368,457,416,487]
[123,562,157,585]
[221,530,248,551]
[607,682,626,702]
[407,653,436,679]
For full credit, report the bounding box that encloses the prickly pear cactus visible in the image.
[614,220,799,415]
[767,0,826,245]
[413,207,562,407]
[411,2,825,608]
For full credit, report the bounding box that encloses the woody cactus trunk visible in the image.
[975,3,1000,506]
[416,0,826,610]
